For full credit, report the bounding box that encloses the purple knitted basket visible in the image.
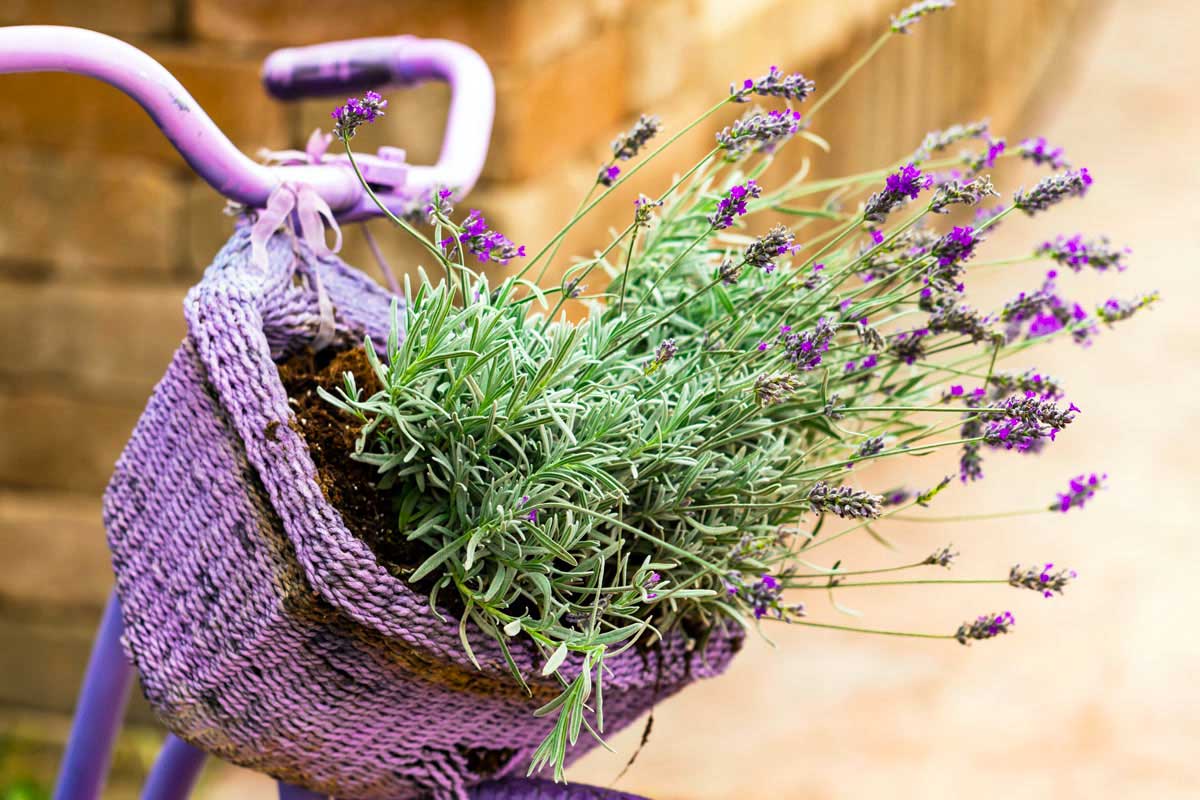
[103,227,741,799]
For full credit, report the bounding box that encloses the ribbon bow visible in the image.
[249,181,342,350]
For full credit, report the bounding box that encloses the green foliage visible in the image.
[326,14,1152,781]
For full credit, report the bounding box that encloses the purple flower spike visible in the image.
[708,180,762,229]
[1018,136,1069,169]
[1054,472,1108,512]
[716,109,803,160]
[955,610,1014,644]
[892,0,956,34]
[440,210,525,264]
[744,224,797,274]
[782,317,836,371]
[1037,234,1130,273]
[645,338,678,375]
[332,90,387,141]
[597,164,621,186]
[1010,563,1077,597]
[930,225,980,267]
[731,65,815,103]
[863,163,934,222]
[1014,168,1093,215]
[611,114,662,161]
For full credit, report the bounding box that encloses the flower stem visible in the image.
[342,142,450,269]
[779,619,953,640]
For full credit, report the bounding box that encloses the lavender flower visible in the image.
[611,114,661,160]
[823,394,847,420]
[891,0,955,33]
[856,320,886,350]
[1054,472,1107,512]
[1037,234,1130,272]
[754,372,803,406]
[855,436,886,458]
[989,369,1065,400]
[927,303,998,344]
[331,90,387,141]
[923,545,959,568]
[518,495,540,524]
[807,482,883,519]
[597,165,621,186]
[863,163,933,222]
[1001,272,1094,345]
[889,327,929,365]
[1095,291,1160,325]
[709,181,762,229]
[964,137,1006,173]
[731,65,815,103]
[959,442,984,483]
[843,354,879,375]
[1018,136,1068,169]
[929,225,981,267]
[645,339,678,374]
[643,570,662,600]
[882,488,913,507]
[718,258,743,285]
[913,119,989,163]
[857,226,940,283]
[981,394,1080,451]
[716,109,803,160]
[955,610,1014,644]
[424,187,455,221]
[1009,563,1076,598]
[783,317,836,371]
[633,194,664,229]
[734,572,806,621]
[801,261,826,290]
[439,210,525,264]
[1014,168,1093,215]
[744,224,797,274]
[930,176,999,214]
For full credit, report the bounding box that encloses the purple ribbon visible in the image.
[250,181,341,350]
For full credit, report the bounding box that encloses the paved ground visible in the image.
[201,1,1200,796]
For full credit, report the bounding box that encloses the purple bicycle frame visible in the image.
[0,24,635,800]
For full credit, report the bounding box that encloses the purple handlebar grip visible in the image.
[262,36,496,204]
[261,36,421,99]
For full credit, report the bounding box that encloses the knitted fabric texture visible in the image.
[103,226,741,799]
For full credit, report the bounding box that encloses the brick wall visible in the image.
[0,0,1084,794]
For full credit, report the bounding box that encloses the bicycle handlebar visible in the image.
[0,26,495,220]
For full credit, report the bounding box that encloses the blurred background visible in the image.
[1,0,1197,797]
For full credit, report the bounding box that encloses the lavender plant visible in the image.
[322,0,1156,780]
